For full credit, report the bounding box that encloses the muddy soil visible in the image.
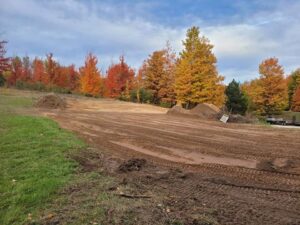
[36,96,300,225]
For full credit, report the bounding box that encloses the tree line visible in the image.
[0,27,300,115]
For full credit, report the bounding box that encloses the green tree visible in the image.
[225,79,248,115]
[175,26,224,108]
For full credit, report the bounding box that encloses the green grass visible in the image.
[0,94,85,225]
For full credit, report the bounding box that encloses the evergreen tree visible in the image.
[175,26,224,108]
[225,79,248,115]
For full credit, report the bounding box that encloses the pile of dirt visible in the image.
[190,103,221,119]
[35,94,66,109]
[166,105,196,118]
[118,158,147,172]
[167,103,221,120]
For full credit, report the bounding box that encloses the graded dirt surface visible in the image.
[3,89,300,224]
[35,95,300,225]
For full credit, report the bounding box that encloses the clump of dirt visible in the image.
[118,158,147,172]
[256,160,277,172]
[256,158,297,173]
[167,103,221,120]
[35,93,66,109]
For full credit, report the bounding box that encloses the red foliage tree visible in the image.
[105,56,135,98]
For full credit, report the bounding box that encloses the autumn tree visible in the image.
[105,56,135,98]
[20,56,32,82]
[143,44,176,104]
[0,41,10,74]
[7,56,22,86]
[255,58,288,115]
[44,53,57,84]
[175,26,224,108]
[32,58,47,84]
[241,79,263,112]
[288,69,300,109]
[157,43,176,104]
[0,40,10,86]
[291,87,300,112]
[225,79,248,115]
[133,66,145,103]
[80,53,103,97]
[65,64,79,91]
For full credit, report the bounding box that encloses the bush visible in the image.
[159,101,173,108]
[0,74,6,86]
[48,85,71,94]
[130,88,153,103]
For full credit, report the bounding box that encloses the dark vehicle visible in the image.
[266,115,300,126]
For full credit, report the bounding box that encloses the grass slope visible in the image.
[0,94,85,225]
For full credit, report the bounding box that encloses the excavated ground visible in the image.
[36,96,300,225]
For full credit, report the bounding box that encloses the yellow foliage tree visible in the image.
[175,26,224,108]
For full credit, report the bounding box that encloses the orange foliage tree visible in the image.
[105,56,135,98]
[20,56,32,82]
[256,58,288,115]
[291,87,300,112]
[32,58,47,84]
[7,56,22,86]
[80,53,103,97]
[44,53,57,84]
[142,44,176,104]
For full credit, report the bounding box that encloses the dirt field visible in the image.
[3,89,300,224]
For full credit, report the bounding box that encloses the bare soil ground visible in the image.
[4,89,300,224]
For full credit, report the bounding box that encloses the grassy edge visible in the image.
[0,94,86,225]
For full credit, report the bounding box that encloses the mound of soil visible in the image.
[35,94,66,109]
[118,158,147,172]
[167,103,220,120]
[166,105,197,118]
[190,103,221,119]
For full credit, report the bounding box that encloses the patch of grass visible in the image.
[0,94,85,225]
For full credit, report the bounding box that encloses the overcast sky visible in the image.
[1,0,300,83]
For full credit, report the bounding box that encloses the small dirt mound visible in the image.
[167,103,221,120]
[118,158,147,172]
[35,94,66,109]
[190,103,221,119]
[166,105,198,118]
